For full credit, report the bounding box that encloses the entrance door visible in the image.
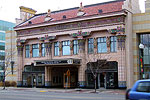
[100,73,106,88]
[32,74,37,87]
[64,70,70,88]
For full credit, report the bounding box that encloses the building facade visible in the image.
[0,20,15,82]
[132,0,150,83]
[5,30,17,82]
[14,0,140,88]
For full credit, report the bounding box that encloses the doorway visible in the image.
[100,73,105,88]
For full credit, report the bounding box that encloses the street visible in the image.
[0,88,125,100]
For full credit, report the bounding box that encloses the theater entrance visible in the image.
[51,67,78,88]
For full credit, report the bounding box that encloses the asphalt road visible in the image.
[0,89,125,100]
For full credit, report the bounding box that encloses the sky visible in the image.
[0,0,146,23]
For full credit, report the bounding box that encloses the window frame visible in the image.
[88,38,94,54]
[41,43,46,57]
[73,40,79,55]
[62,40,70,56]
[54,42,59,56]
[25,45,30,58]
[110,36,117,52]
[32,44,39,57]
[97,37,107,53]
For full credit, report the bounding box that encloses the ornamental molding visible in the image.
[71,31,91,38]
[108,26,125,34]
[39,35,56,42]
[16,16,125,36]
[16,39,26,46]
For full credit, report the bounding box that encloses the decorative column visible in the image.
[16,39,24,86]
[59,41,62,56]
[70,40,73,55]
[117,34,126,88]
[106,36,111,52]
[45,66,51,87]
[78,38,86,87]
[39,35,56,59]
[94,37,97,54]
[45,42,52,59]
[30,44,32,57]
[108,26,126,88]
[70,31,91,88]
[39,43,42,57]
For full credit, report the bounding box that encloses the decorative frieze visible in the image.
[71,31,90,38]
[45,42,52,55]
[108,26,125,34]
[117,35,126,49]
[17,45,24,55]
[39,35,56,42]
[17,16,125,36]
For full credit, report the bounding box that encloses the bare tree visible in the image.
[3,48,16,89]
[86,53,111,93]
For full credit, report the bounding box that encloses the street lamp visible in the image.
[139,43,144,79]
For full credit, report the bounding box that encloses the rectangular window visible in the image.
[54,42,59,56]
[73,40,79,55]
[41,43,46,57]
[97,37,107,53]
[88,38,94,54]
[32,44,39,57]
[62,40,70,55]
[25,45,30,58]
[110,36,117,52]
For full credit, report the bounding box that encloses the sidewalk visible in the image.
[0,87,126,95]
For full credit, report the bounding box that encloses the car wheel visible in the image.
[125,89,131,100]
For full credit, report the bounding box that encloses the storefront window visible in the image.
[32,44,39,57]
[25,45,30,58]
[140,34,150,79]
[62,40,70,55]
[73,40,79,55]
[54,42,59,56]
[97,37,107,53]
[110,36,117,52]
[88,38,94,54]
[41,43,46,57]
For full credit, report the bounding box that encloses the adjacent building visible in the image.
[14,0,140,89]
[0,20,15,82]
[132,0,150,82]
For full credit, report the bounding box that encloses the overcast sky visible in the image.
[0,0,146,23]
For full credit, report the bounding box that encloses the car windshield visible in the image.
[136,82,150,92]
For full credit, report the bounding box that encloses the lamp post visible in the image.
[139,43,144,79]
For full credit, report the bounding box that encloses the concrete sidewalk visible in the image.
[0,87,126,95]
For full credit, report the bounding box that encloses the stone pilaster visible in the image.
[117,34,126,88]
[39,43,42,57]
[17,45,24,87]
[78,39,86,87]
[59,41,62,56]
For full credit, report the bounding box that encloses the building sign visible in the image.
[35,59,80,66]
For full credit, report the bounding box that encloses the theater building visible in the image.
[14,0,140,88]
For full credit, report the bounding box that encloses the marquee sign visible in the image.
[35,59,80,66]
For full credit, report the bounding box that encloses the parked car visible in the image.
[126,79,150,100]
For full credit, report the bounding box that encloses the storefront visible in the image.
[139,34,150,79]
[22,65,45,87]
[86,61,118,89]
